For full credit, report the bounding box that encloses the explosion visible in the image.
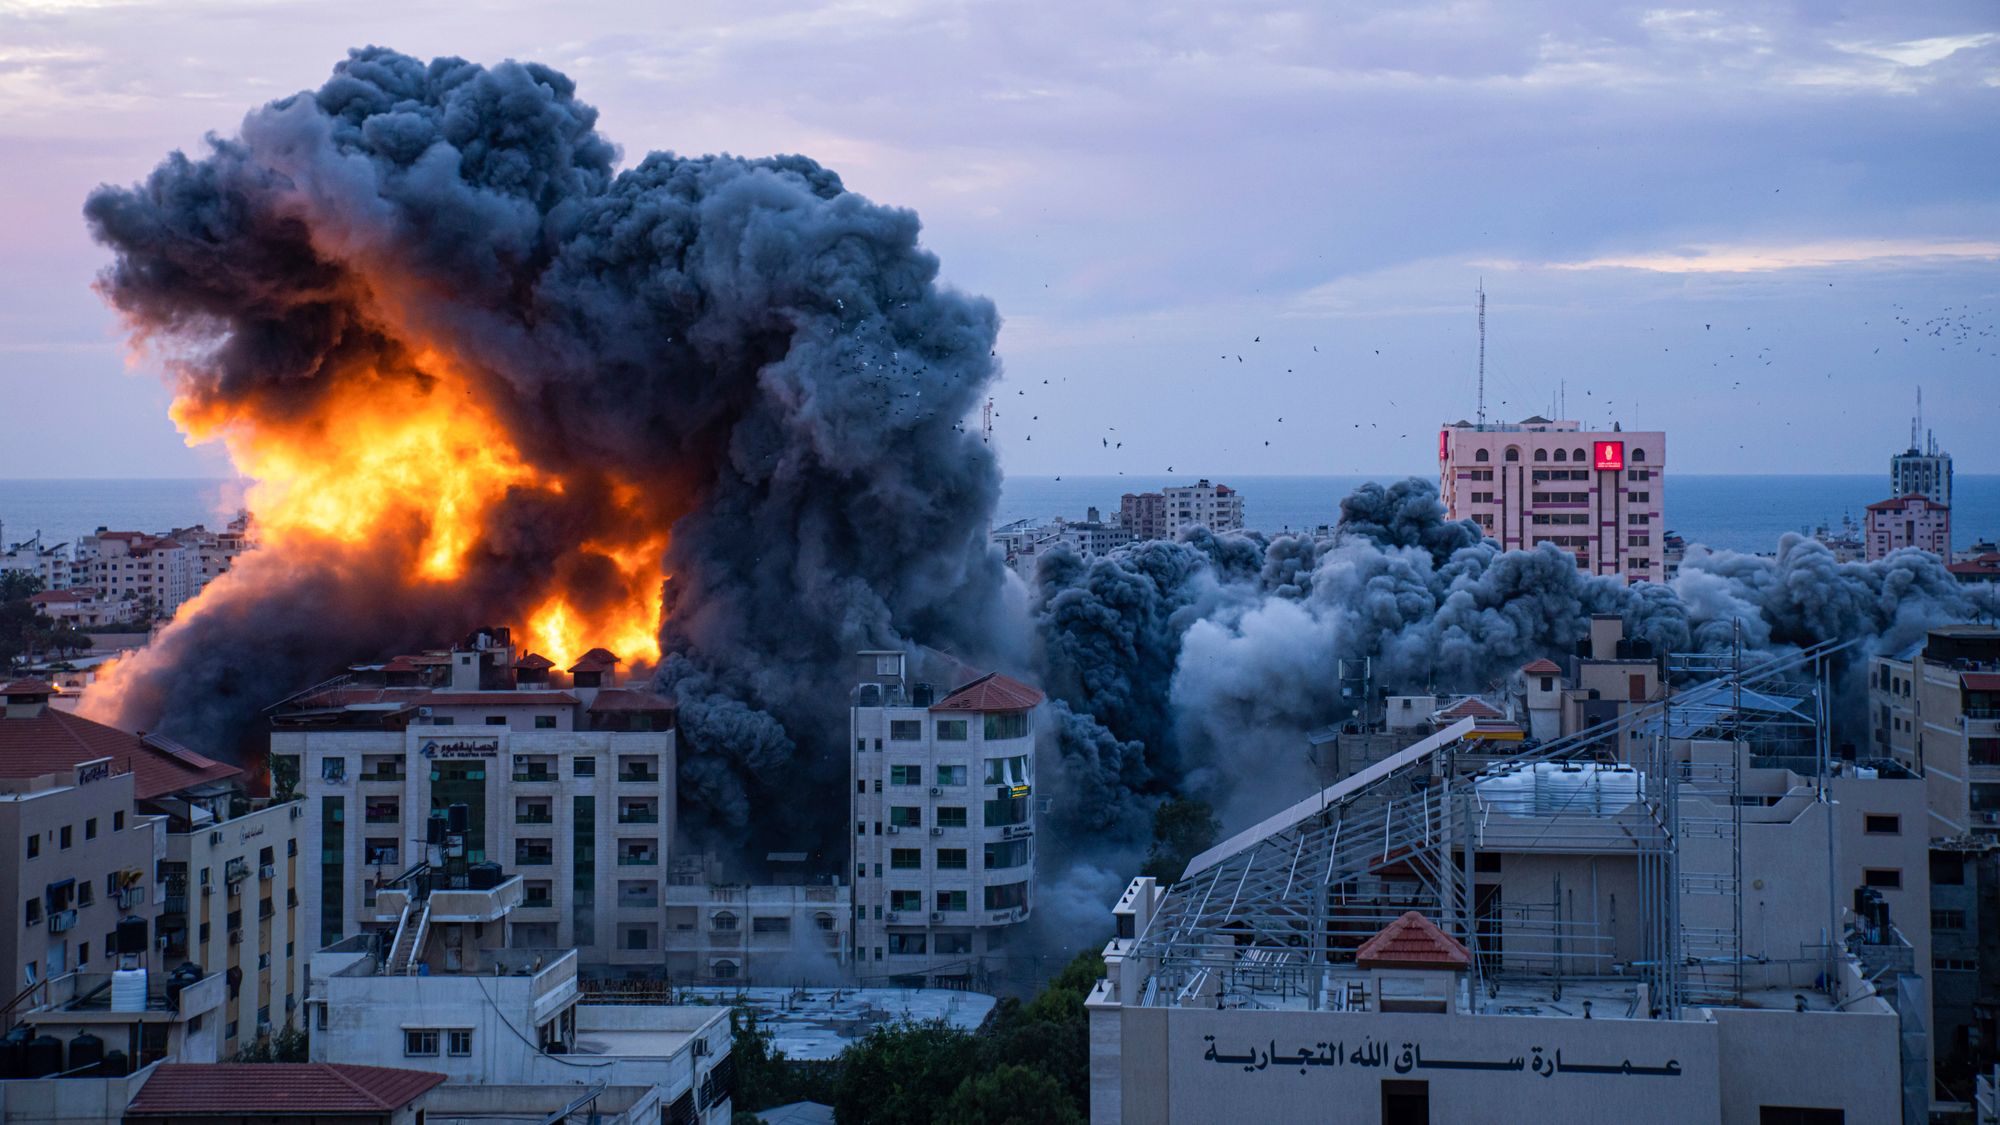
[79,47,1014,851]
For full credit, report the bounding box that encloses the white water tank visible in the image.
[111,968,147,1013]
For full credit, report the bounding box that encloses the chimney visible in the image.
[3,681,54,719]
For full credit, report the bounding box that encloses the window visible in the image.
[890,765,923,786]
[1862,868,1901,889]
[84,818,97,840]
[78,942,89,966]
[888,933,927,956]
[985,840,1030,869]
[1534,449,1548,462]
[936,931,972,955]
[1756,1109,1842,1125]
[1553,448,1567,462]
[485,715,507,726]
[889,807,922,829]
[936,890,967,912]
[856,780,866,794]
[890,848,922,870]
[1631,448,1646,462]
[1932,909,1967,932]
[984,881,1029,911]
[936,764,967,786]
[405,1029,441,1056]
[713,959,739,979]
[1504,447,1519,462]
[935,719,968,741]
[24,900,40,926]
[321,758,345,782]
[1474,448,1489,462]
[573,756,596,778]
[25,836,36,860]
[889,720,922,741]
[752,916,790,934]
[983,712,1029,740]
[535,715,556,730]
[625,927,650,951]
[937,848,968,870]
[984,756,1029,786]
[1932,853,1966,885]
[78,883,92,907]
[890,890,922,912]
[1863,814,1900,835]
[984,796,1029,827]
[59,826,71,850]
[113,812,123,831]
[1572,448,1585,462]
[937,806,968,828]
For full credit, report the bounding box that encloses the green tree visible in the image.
[233,1024,308,1062]
[943,1064,1083,1125]
[979,950,1103,1115]
[1140,798,1220,882]
[0,572,43,603]
[831,1018,979,1125]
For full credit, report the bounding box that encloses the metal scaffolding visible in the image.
[1130,637,1849,1021]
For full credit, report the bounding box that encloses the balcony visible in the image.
[618,807,660,825]
[618,852,659,867]
[48,909,78,933]
[512,770,556,784]
[516,851,555,867]
[363,804,400,824]
[515,810,554,825]
[523,892,554,909]
[617,770,658,784]
[358,768,405,783]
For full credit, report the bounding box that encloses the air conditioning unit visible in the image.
[886,825,900,835]
[928,787,942,796]
[259,865,276,880]
[929,912,945,923]
[885,911,900,923]
[209,831,223,846]
[930,827,944,836]
[417,706,434,719]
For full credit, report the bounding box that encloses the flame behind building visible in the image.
[79,47,1015,845]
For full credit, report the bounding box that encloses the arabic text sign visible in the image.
[1202,1035,1683,1080]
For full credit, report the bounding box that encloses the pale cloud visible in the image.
[1490,239,2000,275]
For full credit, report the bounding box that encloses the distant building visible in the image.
[122,1063,445,1125]
[1439,417,1666,582]
[1120,481,1242,539]
[662,853,850,983]
[1892,424,1952,510]
[992,509,1134,576]
[849,651,1042,987]
[1865,494,1951,561]
[1870,625,2000,837]
[1949,552,2000,586]
[27,587,138,628]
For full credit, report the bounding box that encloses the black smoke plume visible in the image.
[83,47,1016,852]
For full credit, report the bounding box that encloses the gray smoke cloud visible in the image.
[1035,477,2000,836]
[83,47,1019,853]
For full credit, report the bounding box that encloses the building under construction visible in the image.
[1087,642,1929,1123]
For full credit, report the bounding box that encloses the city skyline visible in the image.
[0,3,1995,479]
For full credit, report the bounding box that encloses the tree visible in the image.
[233,1024,308,1062]
[46,623,90,659]
[831,1018,980,1125]
[1140,798,1220,882]
[0,572,43,603]
[979,949,1103,1115]
[944,1064,1083,1125]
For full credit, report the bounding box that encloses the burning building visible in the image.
[80,47,1015,860]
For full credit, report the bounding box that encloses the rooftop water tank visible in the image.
[65,1032,103,1076]
[111,968,148,1013]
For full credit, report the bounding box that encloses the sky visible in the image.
[0,0,1995,481]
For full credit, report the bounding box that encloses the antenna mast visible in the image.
[1476,282,1487,426]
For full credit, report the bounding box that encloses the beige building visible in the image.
[1121,481,1243,539]
[849,652,1042,987]
[662,854,849,984]
[1439,417,1666,581]
[270,628,676,974]
[1871,625,2000,838]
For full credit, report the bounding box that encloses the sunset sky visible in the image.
[1,0,1994,478]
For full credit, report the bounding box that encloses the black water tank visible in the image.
[858,683,882,707]
[116,916,149,955]
[427,814,446,845]
[0,1026,28,1078]
[66,1032,103,1076]
[101,1049,128,1077]
[912,682,934,707]
[468,862,503,890]
[165,962,203,1011]
[23,1035,62,1078]
[448,803,469,834]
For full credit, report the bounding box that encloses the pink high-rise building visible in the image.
[1438,417,1666,582]
[1864,494,1950,561]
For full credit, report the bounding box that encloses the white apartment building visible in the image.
[309,873,734,1124]
[1439,418,1666,582]
[662,854,850,984]
[71,531,194,618]
[269,628,676,974]
[850,652,1041,987]
[1161,480,1243,534]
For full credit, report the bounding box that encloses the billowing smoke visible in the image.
[1035,478,1999,834]
[82,47,1018,851]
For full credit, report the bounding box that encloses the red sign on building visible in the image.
[1593,441,1625,471]
[1438,430,1450,462]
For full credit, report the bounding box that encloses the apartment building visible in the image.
[1439,417,1666,581]
[308,869,734,1124]
[1120,481,1243,540]
[27,587,139,628]
[1871,625,2000,838]
[662,854,849,984]
[1118,492,1167,541]
[849,652,1041,987]
[270,628,675,973]
[1866,494,1952,561]
[71,531,194,618]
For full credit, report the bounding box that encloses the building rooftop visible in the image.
[1520,658,1563,676]
[929,672,1045,713]
[1865,493,1948,512]
[0,696,240,799]
[1354,912,1471,971]
[587,688,678,712]
[674,986,995,1061]
[569,647,621,673]
[124,1063,445,1116]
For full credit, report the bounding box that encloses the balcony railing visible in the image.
[358,770,405,782]
[516,812,554,825]
[618,854,659,866]
[512,771,556,783]
[618,771,658,784]
[618,810,660,824]
[619,896,661,910]
[516,854,555,867]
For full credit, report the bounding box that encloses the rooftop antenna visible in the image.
[1476,281,1486,427]
[1911,386,1920,452]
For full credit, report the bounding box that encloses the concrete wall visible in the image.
[1708,1004,1900,1125]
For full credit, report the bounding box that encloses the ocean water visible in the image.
[2,474,1996,558]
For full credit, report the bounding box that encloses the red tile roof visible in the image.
[1354,911,1471,971]
[1520,659,1563,676]
[514,652,556,670]
[568,648,621,673]
[28,589,97,604]
[125,1062,445,1115]
[2,680,59,696]
[587,688,676,712]
[1865,494,1947,512]
[0,707,240,799]
[1435,696,1504,720]
[930,672,1045,713]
